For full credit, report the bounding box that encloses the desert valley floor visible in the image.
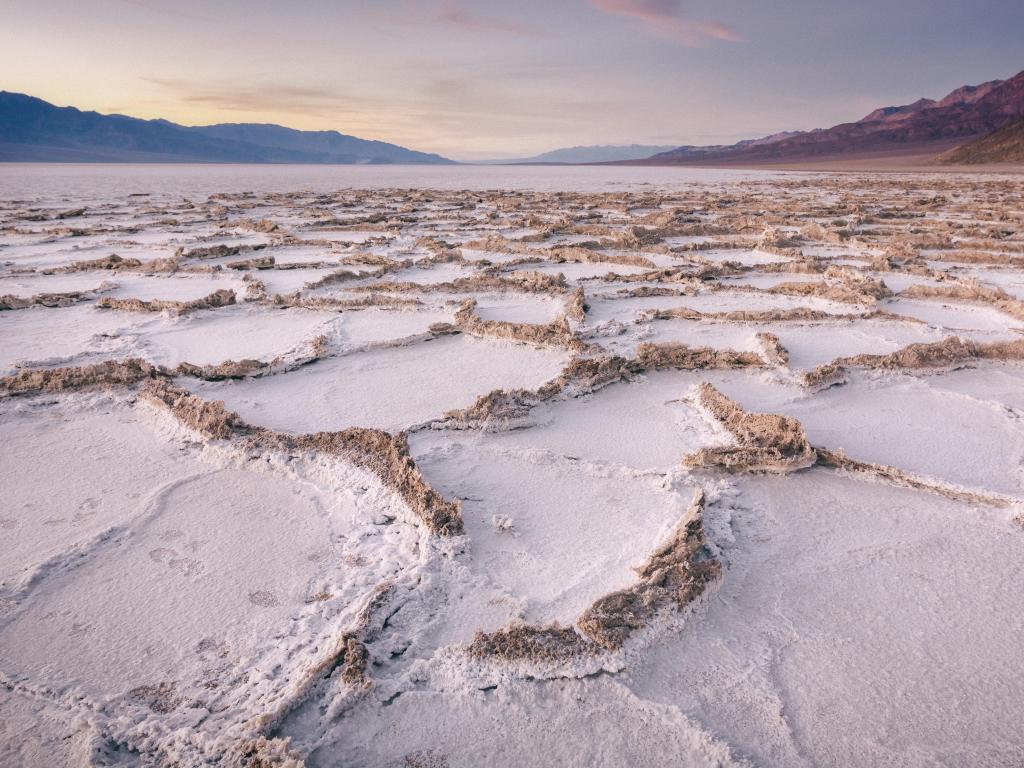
[1,166,1023,767]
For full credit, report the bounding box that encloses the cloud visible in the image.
[435,3,549,37]
[590,0,740,45]
[138,71,611,154]
[143,78,355,118]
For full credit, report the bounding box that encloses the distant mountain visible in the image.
[734,130,815,147]
[481,144,680,164]
[858,80,1003,124]
[477,131,822,167]
[0,92,454,164]
[938,117,1024,164]
[640,70,1024,166]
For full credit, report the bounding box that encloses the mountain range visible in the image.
[638,69,1024,166]
[481,144,680,164]
[3,70,1023,167]
[0,92,453,164]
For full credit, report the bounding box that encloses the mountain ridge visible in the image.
[638,70,1024,166]
[0,92,454,164]
[938,117,1024,164]
[478,144,680,164]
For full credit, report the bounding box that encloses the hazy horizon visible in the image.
[4,0,1023,160]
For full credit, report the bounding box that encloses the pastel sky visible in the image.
[4,0,1022,160]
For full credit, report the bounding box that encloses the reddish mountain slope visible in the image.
[938,118,1024,164]
[645,70,1024,165]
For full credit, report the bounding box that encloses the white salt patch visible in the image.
[0,466,338,696]
[628,472,1024,767]
[0,688,86,767]
[460,248,532,265]
[413,438,692,623]
[923,366,1024,411]
[868,272,943,293]
[586,290,857,328]
[382,263,481,285]
[674,290,856,315]
[300,230,387,244]
[257,267,339,296]
[0,400,207,584]
[139,305,336,367]
[191,335,568,433]
[0,305,145,372]
[315,677,742,768]
[0,272,114,296]
[487,372,716,470]
[959,267,1024,300]
[473,295,565,324]
[586,294,700,325]
[719,273,822,290]
[602,319,765,360]
[334,307,453,349]
[882,297,1024,334]
[767,320,949,370]
[103,273,245,301]
[664,235,716,247]
[784,374,1024,496]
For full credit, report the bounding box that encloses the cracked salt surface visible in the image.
[189,334,569,434]
[2,166,1024,767]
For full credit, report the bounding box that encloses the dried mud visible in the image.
[803,335,1024,383]
[97,288,237,315]
[452,298,583,351]
[0,358,166,396]
[684,383,817,473]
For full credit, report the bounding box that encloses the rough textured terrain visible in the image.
[2,166,1023,767]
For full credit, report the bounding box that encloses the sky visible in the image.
[3,0,1023,160]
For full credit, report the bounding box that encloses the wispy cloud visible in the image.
[137,72,612,155]
[435,2,549,37]
[590,0,740,45]
[143,78,353,118]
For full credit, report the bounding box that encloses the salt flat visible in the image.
[1,165,1023,767]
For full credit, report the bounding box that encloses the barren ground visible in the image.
[1,167,1023,767]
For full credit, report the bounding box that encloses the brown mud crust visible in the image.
[351,270,568,296]
[565,286,588,322]
[175,335,329,382]
[0,358,166,396]
[801,362,849,390]
[684,383,817,473]
[57,253,142,272]
[97,288,237,315]
[635,342,765,370]
[0,290,95,310]
[756,332,790,366]
[271,292,423,311]
[452,298,583,351]
[803,336,1024,384]
[437,343,764,432]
